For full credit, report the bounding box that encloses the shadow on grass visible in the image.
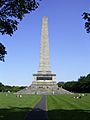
[25,108,48,120]
[48,109,90,120]
[0,107,32,120]
[0,108,90,120]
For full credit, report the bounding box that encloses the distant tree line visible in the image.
[0,82,25,92]
[58,73,90,93]
[0,73,90,93]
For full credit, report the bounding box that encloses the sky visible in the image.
[0,0,90,86]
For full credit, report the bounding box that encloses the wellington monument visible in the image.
[17,16,71,94]
[32,16,57,88]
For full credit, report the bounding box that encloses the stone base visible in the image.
[32,73,57,87]
[16,74,72,94]
[16,83,72,95]
[31,81,58,91]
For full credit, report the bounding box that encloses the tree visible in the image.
[0,82,4,86]
[63,81,78,92]
[78,76,86,83]
[57,82,65,88]
[83,12,90,33]
[64,73,90,93]
[0,43,7,61]
[0,0,41,61]
[0,82,4,92]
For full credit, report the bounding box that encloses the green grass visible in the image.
[0,93,41,120]
[47,94,90,120]
[0,93,90,120]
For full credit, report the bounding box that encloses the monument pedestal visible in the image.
[31,73,57,89]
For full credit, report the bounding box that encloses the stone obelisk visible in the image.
[17,16,72,94]
[38,16,51,74]
[32,16,56,88]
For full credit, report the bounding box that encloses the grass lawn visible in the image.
[47,94,90,120]
[0,93,41,120]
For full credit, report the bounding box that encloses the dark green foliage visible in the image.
[63,81,78,92]
[0,0,40,36]
[11,86,26,92]
[77,74,90,93]
[0,43,7,62]
[58,73,90,93]
[83,12,90,33]
[0,82,4,86]
[0,82,4,92]
[78,76,86,82]
[0,82,26,92]
[0,0,41,61]
[57,82,64,87]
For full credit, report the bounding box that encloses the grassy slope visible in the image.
[47,94,90,120]
[0,93,41,120]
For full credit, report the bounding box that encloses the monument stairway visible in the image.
[16,85,72,95]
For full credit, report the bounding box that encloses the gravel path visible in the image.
[25,95,48,120]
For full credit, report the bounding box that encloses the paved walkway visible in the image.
[25,96,48,120]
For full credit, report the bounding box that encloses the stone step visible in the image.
[16,85,72,95]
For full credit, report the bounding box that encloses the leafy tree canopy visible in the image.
[0,43,7,61]
[78,76,86,83]
[58,73,90,93]
[83,12,90,33]
[0,82,4,86]
[0,0,41,61]
[0,0,40,35]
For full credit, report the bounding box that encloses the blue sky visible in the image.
[0,0,90,86]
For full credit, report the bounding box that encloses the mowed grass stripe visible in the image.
[47,94,90,120]
[47,95,79,110]
[47,94,90,110]
[0,93,41,120]
[0,93,41,108]
[56,94,90,110]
